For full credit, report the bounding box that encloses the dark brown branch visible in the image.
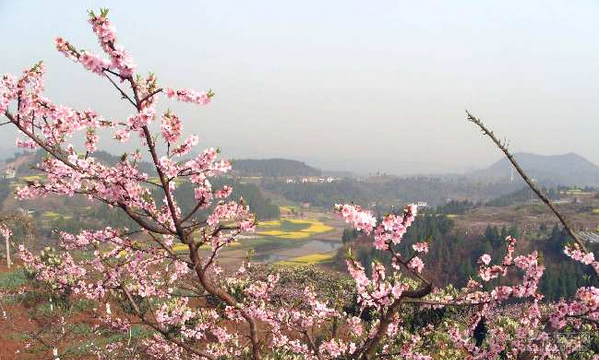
[119,205,172,235]
[139,88,163,106]
[102,72,137,107]
[465,110,597,275]
[181,200,208,225]
[303,330,323,360]
[357,298,402,359]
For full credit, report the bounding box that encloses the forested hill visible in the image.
[469,152,599,187]
[4,150,156,175]
[231,158,321,177]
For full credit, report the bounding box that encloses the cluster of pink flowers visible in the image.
[19,245,87,293]
[374,204,417,249]
[54,10,135,79]
[88,10,136,77]
[412,241,428,253]
[164,87,213,106]
[85,128,99,152]
[476,236,517,282]
[0,222,11,240]
[334,203,376,233]
[170,134,199,157]
[79,51,111,75]
[565,244,599,272]
[550,286,599,329]
[126,105,156,131]
[160,111,182,143]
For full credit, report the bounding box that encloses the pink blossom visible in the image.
[408,257,425,273]
[160,111,181,143]
[0,223,11,240]
[171,135,199,157]
[164,87,212,105]
[335,204,376,233]
[479,254,492,265]
[79,51,111,75]
[412,241,429,253]
[85,129,99,152]
[113,128,131,142]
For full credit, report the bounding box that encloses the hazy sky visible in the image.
[0,0,598,174]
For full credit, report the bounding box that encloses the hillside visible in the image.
[469,152,599,187]
[263,176,521,208]
[331,191,599,300]
[231,158,321,177]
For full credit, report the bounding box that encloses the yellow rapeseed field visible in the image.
[276,252,335,266]
[20,175,45,182]
[258,220,281,227]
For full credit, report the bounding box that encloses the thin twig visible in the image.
[102,72,136,107]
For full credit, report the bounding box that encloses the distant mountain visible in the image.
[231,158,321,177]
[321,170,356,179]
[469,153,599,188]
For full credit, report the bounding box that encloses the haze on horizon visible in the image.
[0,0,598,175]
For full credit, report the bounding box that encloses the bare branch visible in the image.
[465,110,597,275]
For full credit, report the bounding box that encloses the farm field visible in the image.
[161,206,346,270]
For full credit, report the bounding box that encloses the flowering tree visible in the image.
[0,9,598,360]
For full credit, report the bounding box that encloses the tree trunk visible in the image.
[5,234,10,268]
